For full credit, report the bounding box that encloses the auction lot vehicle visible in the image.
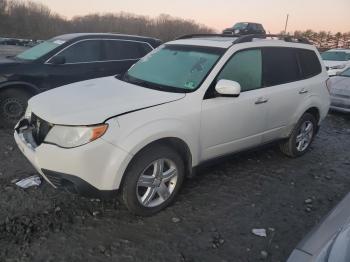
[0,33,161,127]
[223,22,266,35]
[328,67,350,113]
[287,193,350,262]
[321,48,350,76]
[15,34,330,216]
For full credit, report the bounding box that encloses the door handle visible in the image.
[299,89,309,94]
[255,97,269,105]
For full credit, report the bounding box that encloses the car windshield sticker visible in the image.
[53,40,66,45]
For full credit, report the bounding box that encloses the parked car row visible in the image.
[0,37,42,47]
[0,33,162,127]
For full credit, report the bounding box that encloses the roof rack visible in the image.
[233,34,311,44]
[176,33,311,45]
[176,33,241,40]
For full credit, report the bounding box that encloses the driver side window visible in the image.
[217,49,262,92]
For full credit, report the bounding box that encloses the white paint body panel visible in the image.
[15,39,330,191]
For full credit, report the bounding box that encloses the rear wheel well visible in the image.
[305,107,320,124]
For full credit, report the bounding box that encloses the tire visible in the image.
[0,88,32,129]
[121,144,185,216]
[279,113,317,158]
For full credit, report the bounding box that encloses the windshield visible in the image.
[340,68,350,77]
[124,45,224,92]
[321,51,350,61]
[16,40,65,60]
[233,22,249,30]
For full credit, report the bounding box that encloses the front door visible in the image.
[44,39,105,88]
[200,49,268,161]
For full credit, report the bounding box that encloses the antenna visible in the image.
[284,14,289,35]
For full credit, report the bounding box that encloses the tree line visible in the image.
[292,30,350,50]
[0,0,349,48]
[0,0,214,41]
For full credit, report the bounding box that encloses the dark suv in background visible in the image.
[223,22,266,35]
[0,33,162,127]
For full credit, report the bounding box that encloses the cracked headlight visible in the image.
[44,124,108,148]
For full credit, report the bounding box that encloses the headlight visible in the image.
[331,64,346,70]
[44,124,108,148]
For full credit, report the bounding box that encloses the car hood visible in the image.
[329,77,350,95]
[29,76,185,125]
[323,60,349,68]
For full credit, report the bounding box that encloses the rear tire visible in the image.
[0,88,32,128]
[121,144,185,216]
[279,113,317,158]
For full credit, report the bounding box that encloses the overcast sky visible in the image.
[31,0,349,33]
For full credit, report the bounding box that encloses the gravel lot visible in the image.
[1,46,350,262]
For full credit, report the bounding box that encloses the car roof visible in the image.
[168,37,239,49]
[167,36,314,50]
[50,33,162,46]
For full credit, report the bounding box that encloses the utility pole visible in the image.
[284,14,289,35]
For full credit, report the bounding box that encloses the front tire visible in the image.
[279,113,317,158]
[121,144,185,216]
[0,88,32,128]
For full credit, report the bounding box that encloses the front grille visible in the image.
[31,114,52,146]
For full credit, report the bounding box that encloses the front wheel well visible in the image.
[0,83,39,96]
[129,138,193,178]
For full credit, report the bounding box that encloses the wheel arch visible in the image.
[0,81,40,95]
[118,137,193,191]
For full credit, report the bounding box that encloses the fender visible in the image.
[110,118,198,164]
[0,81,40,94]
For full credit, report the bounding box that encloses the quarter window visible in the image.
[53,40,102,63]
[104,40,152,60]
[263,47,300,87]
[297,49,322,78]
[217,49,262,92]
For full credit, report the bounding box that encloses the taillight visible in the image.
[326,78,331,93]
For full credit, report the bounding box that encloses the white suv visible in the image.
[14,34,330,216]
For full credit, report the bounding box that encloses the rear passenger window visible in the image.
[263,47,300,87]
[104,40,152,60]
[57,40,102,63]
[217,49,262,92]
[297,49,322,78]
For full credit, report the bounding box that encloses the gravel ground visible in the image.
[0,113,349,262]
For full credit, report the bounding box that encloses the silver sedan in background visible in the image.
[329,67,350,113]
[287,193,350,262]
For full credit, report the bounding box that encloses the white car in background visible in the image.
[14,34,330,216]
[321,49,350,76]
[328,67,350,113]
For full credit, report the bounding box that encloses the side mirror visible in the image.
[215,79,241,97]
[50,55,66,65]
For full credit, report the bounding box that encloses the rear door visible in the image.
[45,39,104,88]
[261,47,319,142]
[101,40,153,77]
